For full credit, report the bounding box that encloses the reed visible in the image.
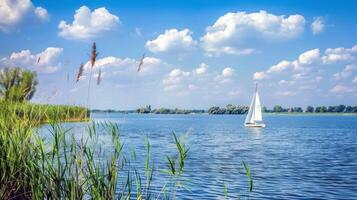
[0,102,194,199]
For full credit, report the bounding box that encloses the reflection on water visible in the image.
[40,113,357,199]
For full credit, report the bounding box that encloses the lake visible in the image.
[41,113,357,199]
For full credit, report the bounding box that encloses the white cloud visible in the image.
[188,84,199,90]
[228,90,240,96]
[332,64,357,80]
[311,17,325,35]
[353,75,357,83]
[278,80,295,85]
[194,63,208,75]
[0,47,63,73]
[268,60,291,73]
[297,49,320,65]
[276,91,297,96]
[322,45,357,64]
[330,85,356,94]
[162,68,190,87]
[83,56,166,76]
[201,10,306,55]
[34,6,49,21]
[0,0,49,31]
[222,67,234,77]
[146,29,197,54]
[253,71,266,80]
[58,6,120,40]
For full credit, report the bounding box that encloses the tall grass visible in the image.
[0,101,254,199]
[0,103,192,199]
[0,100,89,124]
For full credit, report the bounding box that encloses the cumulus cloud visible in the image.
[330,85,356,94]
[162,68,191,91]
[83,56,166,76]
[322,45,357,64]
[188,84,199,90]
[0,0,49,31]
[228,90,240,96]
[311,17,325,35]
[276,91,297,96]
[222,67,234,77]
[34,6,49,21]
[278,80,296,85]
[332,64,357,80]
[146,29,197,54]
[297,49,320,66]
[353,75,357,83]
[268,60,291,73]
[194,63,208,75]
[0,47,63,73]
[257,47,337,82]
[253,71,267,80]
[201,10,306,56]
[58,6,120,40]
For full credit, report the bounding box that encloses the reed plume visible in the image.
[97,69,101,85]
[137,53,145,72]
[86,42,98,109]
[76,63,84,82]
[91,42,98,68]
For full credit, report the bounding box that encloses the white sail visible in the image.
[245,93,255,123]
[254,92,262,121]
[245,84,264,126]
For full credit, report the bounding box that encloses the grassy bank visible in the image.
[0,101,253,199]
[0,100,89,124]
[0,102,190,199]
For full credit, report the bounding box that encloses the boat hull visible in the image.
[244,123,266,128]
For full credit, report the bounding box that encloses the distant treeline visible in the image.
[92,104,357,115]
[136,105,205,114]
[91,109,136,114]
[208,104,357,114]
[267,105,357,113]
[208,105,249,114]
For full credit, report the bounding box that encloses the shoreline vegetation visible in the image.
[1,45,253,199]
[91,104,357,115]
[0,100,89,124]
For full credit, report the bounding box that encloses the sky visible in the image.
[0,0,357,110]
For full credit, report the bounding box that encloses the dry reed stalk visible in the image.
[97,69,101,85]
[137,53,145,72]
[76,63,84,83]
[86,42,98,109]
[37,56,41,64]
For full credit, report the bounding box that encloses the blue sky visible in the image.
[1,0,357,109]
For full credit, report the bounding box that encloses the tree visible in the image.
[0,67,38,102]
[345,106,353,113]
[334,105,346,113]
[273,105,283,112]
[306,106,314,112]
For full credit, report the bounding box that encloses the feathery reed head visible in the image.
[91,42,98,68]
[97,69,101,85]
[76,62,84,82]
[137,53,145,72]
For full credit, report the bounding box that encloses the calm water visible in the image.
[41,113,357,199]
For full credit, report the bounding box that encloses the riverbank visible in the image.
[91,110,357,116]
[0,101,89,123]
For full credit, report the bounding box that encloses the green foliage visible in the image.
[0,67,38,102]
[208,105,249,115]
[273,105,283,113]
[0,100,89,123]
[305,106,314,112]
[0,102,192,199]
[137,106,205,114]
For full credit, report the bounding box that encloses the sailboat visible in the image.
[245,84,266,128]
